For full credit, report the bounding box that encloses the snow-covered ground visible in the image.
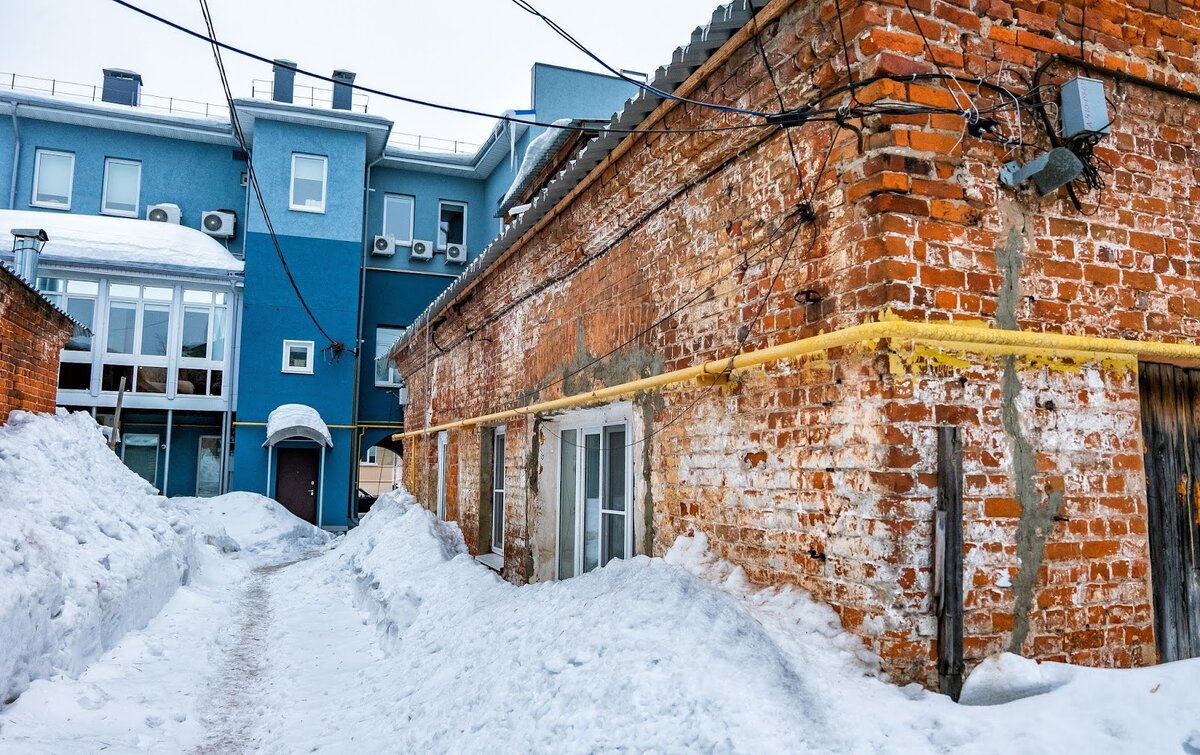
[2,411,1199,753]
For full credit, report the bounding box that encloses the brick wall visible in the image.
[0,266,73,424]
[397,0,1198,685]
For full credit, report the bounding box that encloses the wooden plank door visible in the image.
[276,447,320,524]
[1139,362,1200,661]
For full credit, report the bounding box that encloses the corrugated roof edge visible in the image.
[388,0,767,363]
[1,262,91,337]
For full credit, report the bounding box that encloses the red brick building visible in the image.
[1,264,75,424]
[391,0,1200,689]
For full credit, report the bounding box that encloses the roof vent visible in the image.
[9,228,48,283]
[272,59,297,104]
[332,69,355,111]
[101,68,142,106]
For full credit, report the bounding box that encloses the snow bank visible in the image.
[175,492,333,565]
[0,411,196,705]
[263,489,1200,753]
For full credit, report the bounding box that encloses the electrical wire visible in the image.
[196,0,339,348]
[507,0,769,119]
[110,0,773,137]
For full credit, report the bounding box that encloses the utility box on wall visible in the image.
[1060,77,1110,139]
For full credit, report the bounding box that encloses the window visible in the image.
[382,194,415,246]
[196,436,221,497]
[177,289,228,397]
[491,427,506,555]
[437,201,466,250]
[364,446,378,465]
[374,326,406,387]
[289,153,327,213]
[39,277,99,392]
[282,339,314,374]
[103,283,172,394]
[101,158,141,217]
[436,431,449,520]
[32,149,74,209]
[554,408,633,580]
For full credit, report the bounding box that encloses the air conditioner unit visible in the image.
[146,203,181,224]
[372,235,396,257]
[444,243,467,265]
[410,239,433,261]
[201,210,237,238]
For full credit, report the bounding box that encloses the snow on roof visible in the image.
[496,119,578,218]
[0,210,243,275]
[263,404,333,448]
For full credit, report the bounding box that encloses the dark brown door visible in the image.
[1139,363,1200,661]
[276,447,320,524]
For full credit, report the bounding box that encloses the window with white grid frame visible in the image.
[375,326,406,387]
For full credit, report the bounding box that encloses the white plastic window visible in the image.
[32,149,74,209]
[289,154,327,213]
[374,326,406,387]
[102,158,141,217]
[282,339,315,374]
[382,195,415,246]
[437,201,466,249]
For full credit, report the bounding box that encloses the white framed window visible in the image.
[551,404,634,580]
[436,431,449,520]
[177,288,229,397]
[382,194,415,246]
[289,153,327,213]
[437,200,466,250]
[491,426,506,555]
[32,149,74,210]
[101,282,173,396]
[363,446,379,465]
[282,339,314,374]
[36,277,98,392]
[101,158,141,217]
[374,325,406,387]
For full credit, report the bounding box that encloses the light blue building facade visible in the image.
[0,64,636,528]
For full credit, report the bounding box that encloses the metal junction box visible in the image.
[1060,76,1110,139]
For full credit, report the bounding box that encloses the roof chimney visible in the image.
[331,70,355,111]
[10,228,48,283]
[272,59,297,104]
[101,68,142,106]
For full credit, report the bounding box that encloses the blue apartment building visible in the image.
[0,63,637,528]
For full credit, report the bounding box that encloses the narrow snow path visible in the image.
[190,566,277,755]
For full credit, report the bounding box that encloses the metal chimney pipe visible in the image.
[10,228,48,282]
[332,70,356,111]
[272,59,297,104]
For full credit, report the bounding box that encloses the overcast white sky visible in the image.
[0,0,722,146]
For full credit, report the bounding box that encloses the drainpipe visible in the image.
[9,104,20,210]
[348,151,387,526]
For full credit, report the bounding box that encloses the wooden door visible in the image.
[276,447,320,524]
[1139,363,1200,661]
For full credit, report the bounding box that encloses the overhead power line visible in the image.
[196,0,340,350]
[507,0,769,119]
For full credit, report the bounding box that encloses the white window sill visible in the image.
[101,208,139,218]
[31,200,70,211]
[281,368,314,375]
[289,205,326,214]
[475,552,503,572]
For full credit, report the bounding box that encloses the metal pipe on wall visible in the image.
[9,104,20,209]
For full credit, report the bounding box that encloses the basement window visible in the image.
[289,153,327,213]
[101,158,141,217]
[282,339,314,374]
[32,149,74,210]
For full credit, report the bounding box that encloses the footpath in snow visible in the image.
[2,410,1200,753]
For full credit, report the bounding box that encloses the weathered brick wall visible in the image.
[0,266,72,424]
[398,0,1197,685]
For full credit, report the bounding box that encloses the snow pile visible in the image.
[176,492,333,565]
[0,209,243,273]
[497,118,576,214]
[0,411,196,705]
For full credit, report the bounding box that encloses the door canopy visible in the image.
[262,403,333,448]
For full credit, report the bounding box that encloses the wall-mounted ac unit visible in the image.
[444,243,467,265]
[146,203,181,224]
[372,235,396,257]
[202,210,237,238]
[410,239,433,261]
